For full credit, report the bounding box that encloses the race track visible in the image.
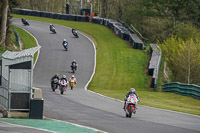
[12,18,200,133]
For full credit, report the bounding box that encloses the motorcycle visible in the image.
[63,41,68,51]
[71,63,77,73]
[59,79,67,94]
[69,81,76,90]
[51,78,59,92]
[72,29,79,38]
[50,26,56,34]
[21,19,29,26]
[124,94,139,118]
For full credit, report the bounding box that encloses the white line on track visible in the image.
[0,120,56,133]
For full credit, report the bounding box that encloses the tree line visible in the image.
[1,0,200,85]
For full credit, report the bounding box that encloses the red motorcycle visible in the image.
[124,94,139,118]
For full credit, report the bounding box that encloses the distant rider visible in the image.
[72,28,77,34]
[71,60,78,71]
[49,24,55,31]
[21,18,28,24]
[63,39,68,45]
[21,18,25,23]
[51,73,60,88]
[123,88,139,109]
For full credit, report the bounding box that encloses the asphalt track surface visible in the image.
[11,18,200,133]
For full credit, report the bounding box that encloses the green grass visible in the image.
[12,25,38,63]
[12,14,200,116]
[10,25,20,48]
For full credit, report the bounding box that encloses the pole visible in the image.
[90,4,93,21]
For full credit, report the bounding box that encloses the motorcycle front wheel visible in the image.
[61,87,64,94]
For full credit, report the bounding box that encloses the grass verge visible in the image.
[12,14,200,115]
[12,25,38,63]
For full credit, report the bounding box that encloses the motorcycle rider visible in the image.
[49,24,55,32]
[21,18,28,25]
[72,28,77,34]
[72,28,78,37]
[69,75,77,85]
[60,75,68,84]
[51,73,60,88]
[123,88,139,110]
[71,60,78,71]
[21,18,25,23]
[63,39,67,45]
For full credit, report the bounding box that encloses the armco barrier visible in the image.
[162,82,200,99]
[31,10,41,17]
[53,13,62,19]
[129,33,144,49]
[13,28,20,46]
[148,43,162,91]
[13,8,144,50]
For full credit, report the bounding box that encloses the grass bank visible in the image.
[12,14,200,115]
[12,25,38,62]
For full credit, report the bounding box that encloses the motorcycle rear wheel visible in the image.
[128,106,133,118]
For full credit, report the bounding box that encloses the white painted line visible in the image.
[139,104,200,117]
[19,27,41,69]
[44,116,108,133]
[80,32,96,90]
[0,120,56,133]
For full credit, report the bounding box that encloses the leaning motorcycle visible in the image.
[63,41,68,51]
[21,19,29,26]
[72,30,79,38]
[50,27,56,34]
[59,79,67,94]
[51,78,59,92]
[124,94,139,118]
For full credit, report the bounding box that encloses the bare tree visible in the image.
[101,0,107,18]
[0,0,9,46]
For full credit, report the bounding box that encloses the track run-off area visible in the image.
[3,18,200,133]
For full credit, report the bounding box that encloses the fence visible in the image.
[162,82,200,99]
[148,44,162,91]
[0,77,9,110]
[13,28,20,47]
[0,76,31,111]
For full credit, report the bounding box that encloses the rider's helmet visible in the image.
[72,75,75,78]
[55,73,59,77]
[73,60,76,62]
[50,24,53,26]
[130,88,135,93]
[63,39,66,42]
[63,75,66,79]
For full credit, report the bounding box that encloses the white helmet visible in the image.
[63,75,66,78]
[72,75,75,78]
[64,39,66,41]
